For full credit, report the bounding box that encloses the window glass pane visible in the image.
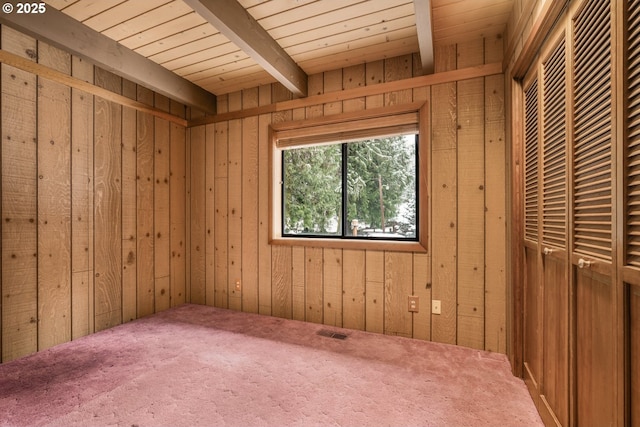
[283,144,342,236]
[346,135,416,239]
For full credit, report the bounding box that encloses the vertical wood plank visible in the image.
[323,248,343,327]
[169,100,186,307]
[384,54,413,105]
[365,250,384,333]
[121,79,137,323]
[485,72,507,352]
[204,122,215,306]
[136,86,155,317]
[365,60,384,109]
[154,94,171,312]
[214,94,228,308]
[93,68,122,331]
[342,64,366,113]
[228,92,242,311]
[431,44,458,345]
[342,249,365,330]
[323,69,342,115]
[242,88,259,313]
[1,27,38,361]
[37,42,72,350]
[190,124,206,304]
[258,84,272,315]
[413,253,432,340]
[305,74,323,119]
[305,247,324,324]
[71,55,94,337]
[384,252,413,338]
[271,246,292,319]
[292,247,305,321]
[456,38,486,350]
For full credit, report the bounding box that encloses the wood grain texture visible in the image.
[93,68,122,332]
[1,27,38,362]
[384,252,413,338]
[323,248,343,327]
[121,80,137,323]
[189,124,206,305]
[342,249,365,331]
[291,247,305,321]
[271,246,292,319]
[70,55,95,338]
[0,25,192,363]
[484,70,506,353]
[154,94,171,312]
[365,250,385,334]
[412,253,431,341]
[242,88,259,314]
[576,272,615,427]
[136,86,155,317]
[198,123,212,308]
[523,246,542,391]
[37,42,72,351]
[431,44,458,345]
[542,257,569,426]
[214,118,229,308]
[258,84,273,316]
[228,112,242,311]
[456,38,485,349]
[170,100,187,307]
[305,247,324,324]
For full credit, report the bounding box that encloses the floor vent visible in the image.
[317,329,348,340]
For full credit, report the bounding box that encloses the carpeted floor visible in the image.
[0,304,542,427]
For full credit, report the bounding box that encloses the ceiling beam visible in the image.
[0,6,217,114]
[414,0,435,74]
[183,0,308,97]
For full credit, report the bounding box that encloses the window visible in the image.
[270,102,428,252]
[282,135,418,240]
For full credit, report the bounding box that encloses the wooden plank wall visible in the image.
[187,37,507,351]
[0,26,187,362]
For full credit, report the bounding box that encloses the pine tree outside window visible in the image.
[269,102,428,253]
[282,135,418,240]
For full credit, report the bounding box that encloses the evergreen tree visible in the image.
[283,135,416,235]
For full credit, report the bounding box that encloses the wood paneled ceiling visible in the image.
[41,0,512,97]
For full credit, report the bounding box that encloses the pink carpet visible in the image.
[0,304,542,426]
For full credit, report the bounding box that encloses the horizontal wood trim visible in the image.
[269,237,427,253]
[0,49,188,127]
[188,62,502,127]
[271,102,424,132]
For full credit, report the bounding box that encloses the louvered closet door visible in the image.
[572,0,616,425]
[522,76,543,399]
[540,34,570,427]
[627,1,640,425]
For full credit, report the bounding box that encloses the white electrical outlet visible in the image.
[432,300,441,315]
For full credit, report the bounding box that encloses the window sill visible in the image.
[269,236,427,253]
